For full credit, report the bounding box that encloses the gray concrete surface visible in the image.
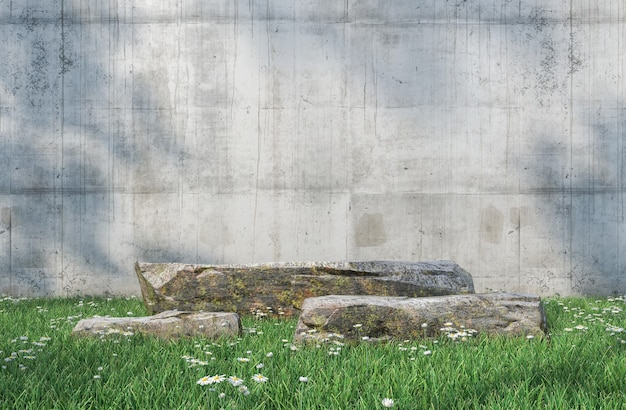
[0,1,624,297]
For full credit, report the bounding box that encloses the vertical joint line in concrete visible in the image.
[616,0,623,284]
[617,0,623,224]
[230,0,238,118]
[567,0,574,291]
[60,0,66,293]
[108,0,114,274]
[8,207,11,292]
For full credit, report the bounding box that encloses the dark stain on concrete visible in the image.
[355,213,387,247]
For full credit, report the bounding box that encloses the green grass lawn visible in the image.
[1,295,626,409]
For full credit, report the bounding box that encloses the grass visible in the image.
[1,295,626,409]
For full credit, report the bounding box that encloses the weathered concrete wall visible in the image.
[0,1,624,297]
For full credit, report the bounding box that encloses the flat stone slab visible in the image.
[135,260,475,316]
[72,311,241,339]
[294,293,547,343]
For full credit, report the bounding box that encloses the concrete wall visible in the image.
[0,1,624,297]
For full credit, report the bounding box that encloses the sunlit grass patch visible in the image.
[1,295,626,408]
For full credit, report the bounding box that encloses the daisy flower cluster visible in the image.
[551,296,626,344]
[282,338,300,352]
[93,327,135,339]
[197,373,269,386]
[49,313,84,331]
[182,355,211,368]
[196,373,269,397]
[439,322,478,341]
[184,341,276,400]
[76,299,99,309]
[243,326,264,336]
[396,340,435,359]
[314,333,346,356]
[249,305,286,319]
[0,296,28,307]
[296,330,347,355]
[2,335,52,371]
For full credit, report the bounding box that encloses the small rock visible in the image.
[72,310,241,339]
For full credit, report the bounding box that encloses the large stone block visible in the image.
[72,311,241,339]
[294,293,547,343]
[135,260,475,316]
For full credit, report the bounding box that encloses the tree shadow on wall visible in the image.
[496,4,625,296]
[0,3,189,296]
[519,94,625,296]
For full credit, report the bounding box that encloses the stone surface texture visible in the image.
[294,293,547,343]
[135,260,475,316]
[71,310,241,339]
